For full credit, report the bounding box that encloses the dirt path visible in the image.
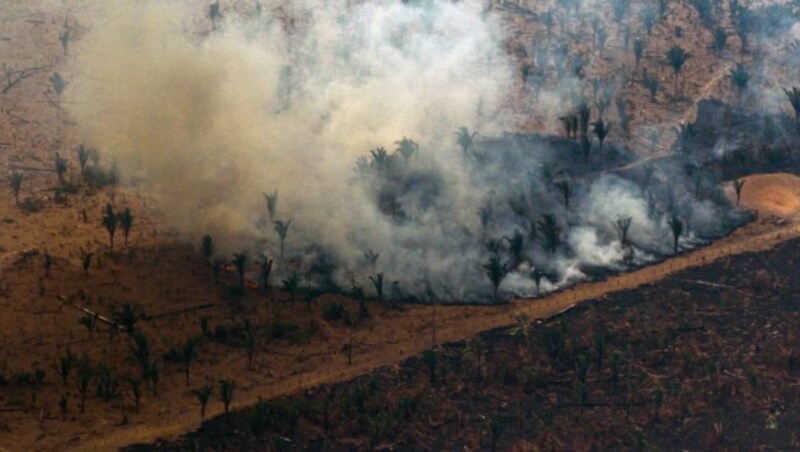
[77,214,800,451]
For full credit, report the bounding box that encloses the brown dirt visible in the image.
[725,173,800,217]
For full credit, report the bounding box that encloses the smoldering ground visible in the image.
[64,0,749,303]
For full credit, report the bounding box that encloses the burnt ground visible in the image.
[126,237,800,450]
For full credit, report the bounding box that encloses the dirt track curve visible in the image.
[78,212,800,451]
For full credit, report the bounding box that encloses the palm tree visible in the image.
[259,256,273,293]
[76,145,89,178]
[50,73,67,106]
[614,216,633,246]
[732,179,746,206]
[538,214,561,253]
[668,215,683,254]
[219,379,234,415]
[113,303,141,335]
[127,376,142,413]
[364,249,380,274]
[145,361,160,397]
[192,383,214,423]
[232,252,247,289]
[554,180,573,208]
[54,152,68,184]
[712,27,727,56]
[502,230,524,265]
[182,339,197,386]
[274,220,291,259]
[577,102,591,137]
[591,119,612,152]
[486,415,506,452]
[673,123,697,154]
[784,86,800,125]
[456,126,477,160]
[369,147,393,173]
[394,137,419,162]
[10,172,22,205]
[77,362,93,413]
[666,45,692,98]
[730,63,749,101]
[643,70,661,102]
[201,235,215,264]
[59,28,71,55]
[130,332,150,378]
[369,273,384,300]
[244,320,256,370]
[282,273,300,300]
[633,37,645,69]
[208,1,221,29]
[79,312,98,338]
[102,203,118,254]
[483,256,509,303]
[263,190,278,221]
[118,208,133,247]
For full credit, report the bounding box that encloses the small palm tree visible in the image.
[113,303,141,335]
[263,190,278,220]
[182,339,197,386]
[81,249,93,276]
[633,37,645,69]
[730,63,749,100]
[591,119,612,152]
[455,126,477,160]
[369,273,384,300]
[50,73,67,104]
[364,249,380,274]
[668,215,683,254]
[77,362,93,413]
[712,27,727,56]
[219,379,234,415]
[76,145,89,178]
[232,252,247,289]
[732,179,746,206]
[118,208,133,247]
[59,28,71,55]
[208,1,221,29]
[201,235,215,264]
[259,256,273,293]
[538,214,561,253]
[666,45,692,98]
[274,220,291,259]
[282,273,300,300]
[614,216,633,246]
[673,123,697,154]
[102,203,118,254]
[643,71,661,102]
[54,153,68,184]
[244,321,256,370]
[145,361,160,397]
[483,256,509,303]
[192,383,214,423]
[10,172,22,205]
[79,312,99,338]
[784,86,800,125]
[394,137,419,162]
[554,180,573,208]
[128,376,142,413]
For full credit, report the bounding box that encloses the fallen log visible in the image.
[58,296,122,331]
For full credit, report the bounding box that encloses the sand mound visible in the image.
[726,173,800,217]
